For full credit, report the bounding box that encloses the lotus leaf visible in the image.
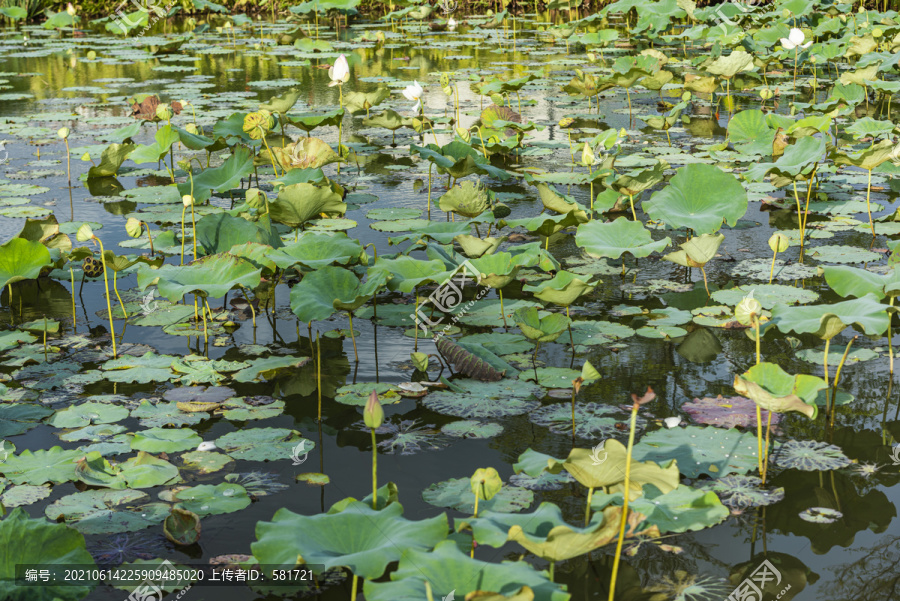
[172,483,251,516]
[733,363,826,419]
[423,379,542,419]
[771,293,891,340]
[75,451,181,489]
[644,164,748,234]
[47,402,129,429]
[138,254,262,301]
[130,427,203,453]
[514,307,570,343]
[576,217,670,259]
[45,489,168,534]
[771,440,852,471]
[0,446,81,485]
[423,477,533,513]
[439,180,492,218]
[632,426,759,479]
[215,428,312,461]
[290,266,385,322]
[698,475,784,510]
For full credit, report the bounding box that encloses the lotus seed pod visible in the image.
[363,390,384,429]
[75,223,94,242]
[768,232,790,253]
[873,28,883,38]
[558,117,575,128]
[57,127,69,139]
[735,293,762,326]
[182,195,194,208]
[760,88,774,100]
[156,103,173,122]
[125,218,142,238]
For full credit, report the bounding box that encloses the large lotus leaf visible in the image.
[611,160,667,196]
[663,233,724,268]
[644,164,748,234]
[744,136,826,182]
[513,306,570,342]
[269,182,347,227]
[362,109,404,130]
[728,109,776,156]
[711,284,818,308]
[0,238,51,289]
[705,49,754,78]
[423,379,542,418]
[370,256,451,293]
[87,143,134,178]
[172,125,215,150]
[344,86,390,115]
[530,402,643,439]
[232,356,310,383]
[592,484,729,534]
[128,125,180,164]
[770,439,852,471]
[252,500,448,579]
[215,427,312,461]
[0,403,54,437]
[271,137,341,171]
[459,502,649,562]
[0,447,81,485]
[260,87,302,114]
[0,507,96,601]
[130,427,203,453]
[100,352,175,383]
[47,402,130,428]
[180,146,254,200]
[822,265,900,300]
[698,474,784,510]
[733,362,826,419]
[469,252,521,289]
[172,482,251,516]
[283,108,345,133]
[454,235,507,258]
[410,142,511,180]
[196,213,283,255]
[502,212,581,238]
[771,293,891,340]
[831,139,894,171]
[632,426,759,479]
[558,440,679,494]
[269,233,363,270]
[289,266,385,322]
[138,254,262,301]
[363,540,569,601]
[534,183,589,222]
[439,181,491,218]
[523,271,597,306]
[575,217,670,259]
[44,489,168,534]
[75,451,181,489]
[423,477,533,513]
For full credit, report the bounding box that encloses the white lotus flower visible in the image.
[403,80,424,114]
[448,17,457,30]
[663,417,682,429]
[328,54,350,87]
[196,441,217,452]
[780,28,811,50]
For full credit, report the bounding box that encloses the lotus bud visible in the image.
[156,103,174,122]
[246,188,266,209]
[125,218,143,238]
[768,232,790,253]
[760,88,774,100]
[57,127,70,139]
[456,127,471,143]
[809,55,817,64]
[558,117,574,128]
[196,441,217,452]
[66,2,76,15]
[182,194,194,208]
[581,142,595,167]
[735,292,762,326]
[75,223,94,242]
[364,390,383,429]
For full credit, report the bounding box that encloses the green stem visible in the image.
[94,238,117,358]
[830,336,856,428]
[584,486,594,526]
[317,330,322,420]
[350,575,358,601]
[866,168,875,237]
[890,297,895,376]
[348,311,359,362]
[608,404,639,601]
[70,268,76,330]
[371,428,378,509]
[113,270,127,319]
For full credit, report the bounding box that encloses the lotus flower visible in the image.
[402,80,424,114]
[780,28,811,50]
[448,17,457,30]
[328,54,350,87]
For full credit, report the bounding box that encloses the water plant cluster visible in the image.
[0,0,899,600]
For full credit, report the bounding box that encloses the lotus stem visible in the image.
[608,401,639,601]
[752,314,763,476]
[629,194,636,222]
[865,168,875,237]
[571,388,577,445]
[93,237,117,358]
[700,266,710,297]
[350,575,358,601]
[567,306,574,353]
[823,337,830,387]
[43,316,48,361]
[425,580,435,601]
[414,292,419,351]
[549,561,555,582]
[371,427,378,509]
[890,296,895,376]
[317,331,322,420]
[113,270,127,319]
[831,336,856,428]
[762,410,772,484]
[180,203,187,266]
[427,163,432,219]
[200,297,208,344]
[769,250,778,284]
[70,268,76,330]
[347,311,359,362]
[64,138,71,186]
[499,289,507,327]
[532,341,540,381]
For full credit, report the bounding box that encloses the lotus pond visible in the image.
[0,0,900,599]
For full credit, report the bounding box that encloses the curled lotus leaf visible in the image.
[289,266,387,323]
[271,137,341,171]
[770,293,891,340]
[522,271,597,306]
[733,363,824,419]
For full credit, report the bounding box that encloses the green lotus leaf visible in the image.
[269,182,347,227]
[557,440,680,494]
[259,87,303,114]
[290,265,385,322]
[363,540,569,601]
[221,397,285,421]
[47,402,130,429]
[128,125,179,164]
[423,379,542,419]
[87,143,134,178]
[172,125,215,150]
[575,217,670,260]
[644,164,748,234]
[0,507,96,601]
[439,180,492,218]
[100,352,176,383]
[0,238,52,290]
[369,256,451,293]
[771,293,891,340]
[343,86,390,115]
[0,404,53,437]
[592,484,729,534]
[251,500,448,579]
[534,182,590,222]
[362,109,405,130]
[523,271,597,306]
[744,136,826,182]
[705,49,754,78]
[830,138,895,171]
[282,108,345,134]
[196,213,283,255]
[663,233,724,268]
[711,284,818,308]
[0,446,81,485]
[632,426,759,479]
[271,137,341,171]
[424,477,532,513]
[821,265,900,300]
[178,146,255,202]
[138,253,262,301]
[164,507,201,545]
[215,427,312,461]
[172,482,251,516]
[513,306,570,343]
[0,6,26,20]
[232,356,310,383]
[771,439,851,471]
[611,159,667,197]
[469,252,521,289]
[130,427,203,453]
[45,489,168,534]
[75,451,181,489]
[410,142,511,181]
[454,234,507,258]
[733,362,825,419]
[502,211,581,238]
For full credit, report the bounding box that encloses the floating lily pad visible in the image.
[798,507,842,523]
[422,477,534,514]
[698,475,785,510]
[632,426,759,479]
[711,284,818,308]
[423,379,542,418]
[130,428,203,453]
[216,428,313,462]
[530,402,643,439]
[771,440,852,471]
[172,483,251,517]
[440,420,504,439]
[45,489,169,534]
